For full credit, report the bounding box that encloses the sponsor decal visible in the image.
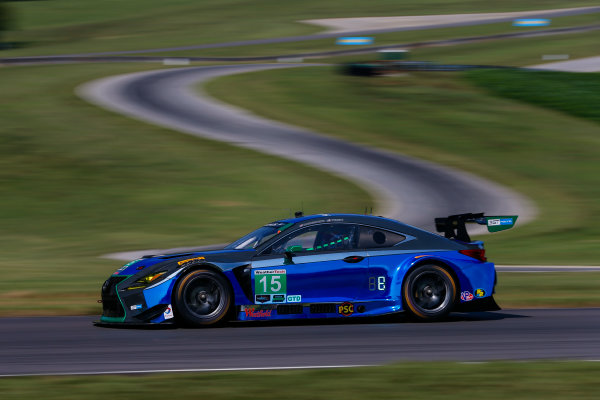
[254,269,286,275]
[488,218,515,227]
[475,288,486,298]
[254,269,287,303]
[338,302,354,316]
[255,295,271,303]
[286,295,302,303]
[163,304,174,320]
[130,304,143,311]
[244,308,273,318]
[460,291,474,302]
[177,256,205,266]
[265,222,287,227]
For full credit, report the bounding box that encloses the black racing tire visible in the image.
[402,264,457,321]
[173,269,232,327]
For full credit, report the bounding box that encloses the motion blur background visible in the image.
[1,1,599,398]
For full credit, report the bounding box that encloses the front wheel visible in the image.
[402,264,457,321]
[173,269,231,327]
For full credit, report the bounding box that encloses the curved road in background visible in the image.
[2,308,600,376]
[78,64,534,231]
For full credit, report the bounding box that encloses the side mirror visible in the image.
[284,245,303,260]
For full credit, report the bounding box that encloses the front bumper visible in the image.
[99,273,179,325]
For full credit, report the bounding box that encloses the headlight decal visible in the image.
[146,267,185,290]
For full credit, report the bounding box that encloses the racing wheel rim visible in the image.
[183,276,225,317]
[410,270,451,313]
[403,264,456,320]
[175,269,231,325]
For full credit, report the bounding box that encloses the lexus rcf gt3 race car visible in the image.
[98,212,517,327]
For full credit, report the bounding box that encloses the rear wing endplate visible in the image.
[435,213,518,242]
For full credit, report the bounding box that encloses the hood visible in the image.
[112,248,255,276]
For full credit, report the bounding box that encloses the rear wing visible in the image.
[435,213,518,242]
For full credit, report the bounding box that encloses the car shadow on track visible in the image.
[225,310,528,329]
[94,311,528,330]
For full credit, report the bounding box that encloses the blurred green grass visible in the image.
[467,69,600,122]
[0,63,371,315]
[205,66,600,265]
[2,0,599,56]
[410,29,600,66]
[496,272,600,308]
[2,361,600,399]
[126,12,600,60]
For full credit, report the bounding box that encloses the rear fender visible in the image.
[390,255,462,300]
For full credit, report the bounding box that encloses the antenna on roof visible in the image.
[364,207,367,215]
[295,211,303,218]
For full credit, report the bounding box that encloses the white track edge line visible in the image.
[0,364,373,378]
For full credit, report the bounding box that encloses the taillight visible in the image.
[459,249,487,262]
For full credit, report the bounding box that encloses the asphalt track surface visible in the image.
[78,64,533,231]
[530,55,600,72]
[1,308,600,376]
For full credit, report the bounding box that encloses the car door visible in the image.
[358,225,412,300]
[250,223,369,304]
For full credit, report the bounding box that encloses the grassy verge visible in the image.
[467,69,600,122]
[118,12,600,60]
[205,66,600,265]
[496,272,600,308]
[0,63,371,316]
[2,361,600,399]
[2,0,599,56]
[410,28,600,66]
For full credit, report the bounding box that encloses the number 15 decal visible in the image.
[255,269,287,295]
[369,276,386,291]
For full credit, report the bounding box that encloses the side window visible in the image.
[313,224,358,252]
[262,224,358,255]
[283,230,318,251]
[357,226,405,248]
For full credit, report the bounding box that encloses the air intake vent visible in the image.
[101,276,128,318]
[277,305,304,315]
[309,303,336,314]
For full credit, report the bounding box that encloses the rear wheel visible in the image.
[402,264,456,321]
[173,269,231,327]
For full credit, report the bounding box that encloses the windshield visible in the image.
[225,224,287,250]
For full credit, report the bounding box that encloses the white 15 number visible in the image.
[259,275,282,292]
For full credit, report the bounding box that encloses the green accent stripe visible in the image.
[101,275,132,323]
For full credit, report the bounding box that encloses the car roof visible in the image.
[266,213,464,250]
[275,213,425,235]
[276,213,393,224]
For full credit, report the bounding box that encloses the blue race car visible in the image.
[98,212,517,326]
